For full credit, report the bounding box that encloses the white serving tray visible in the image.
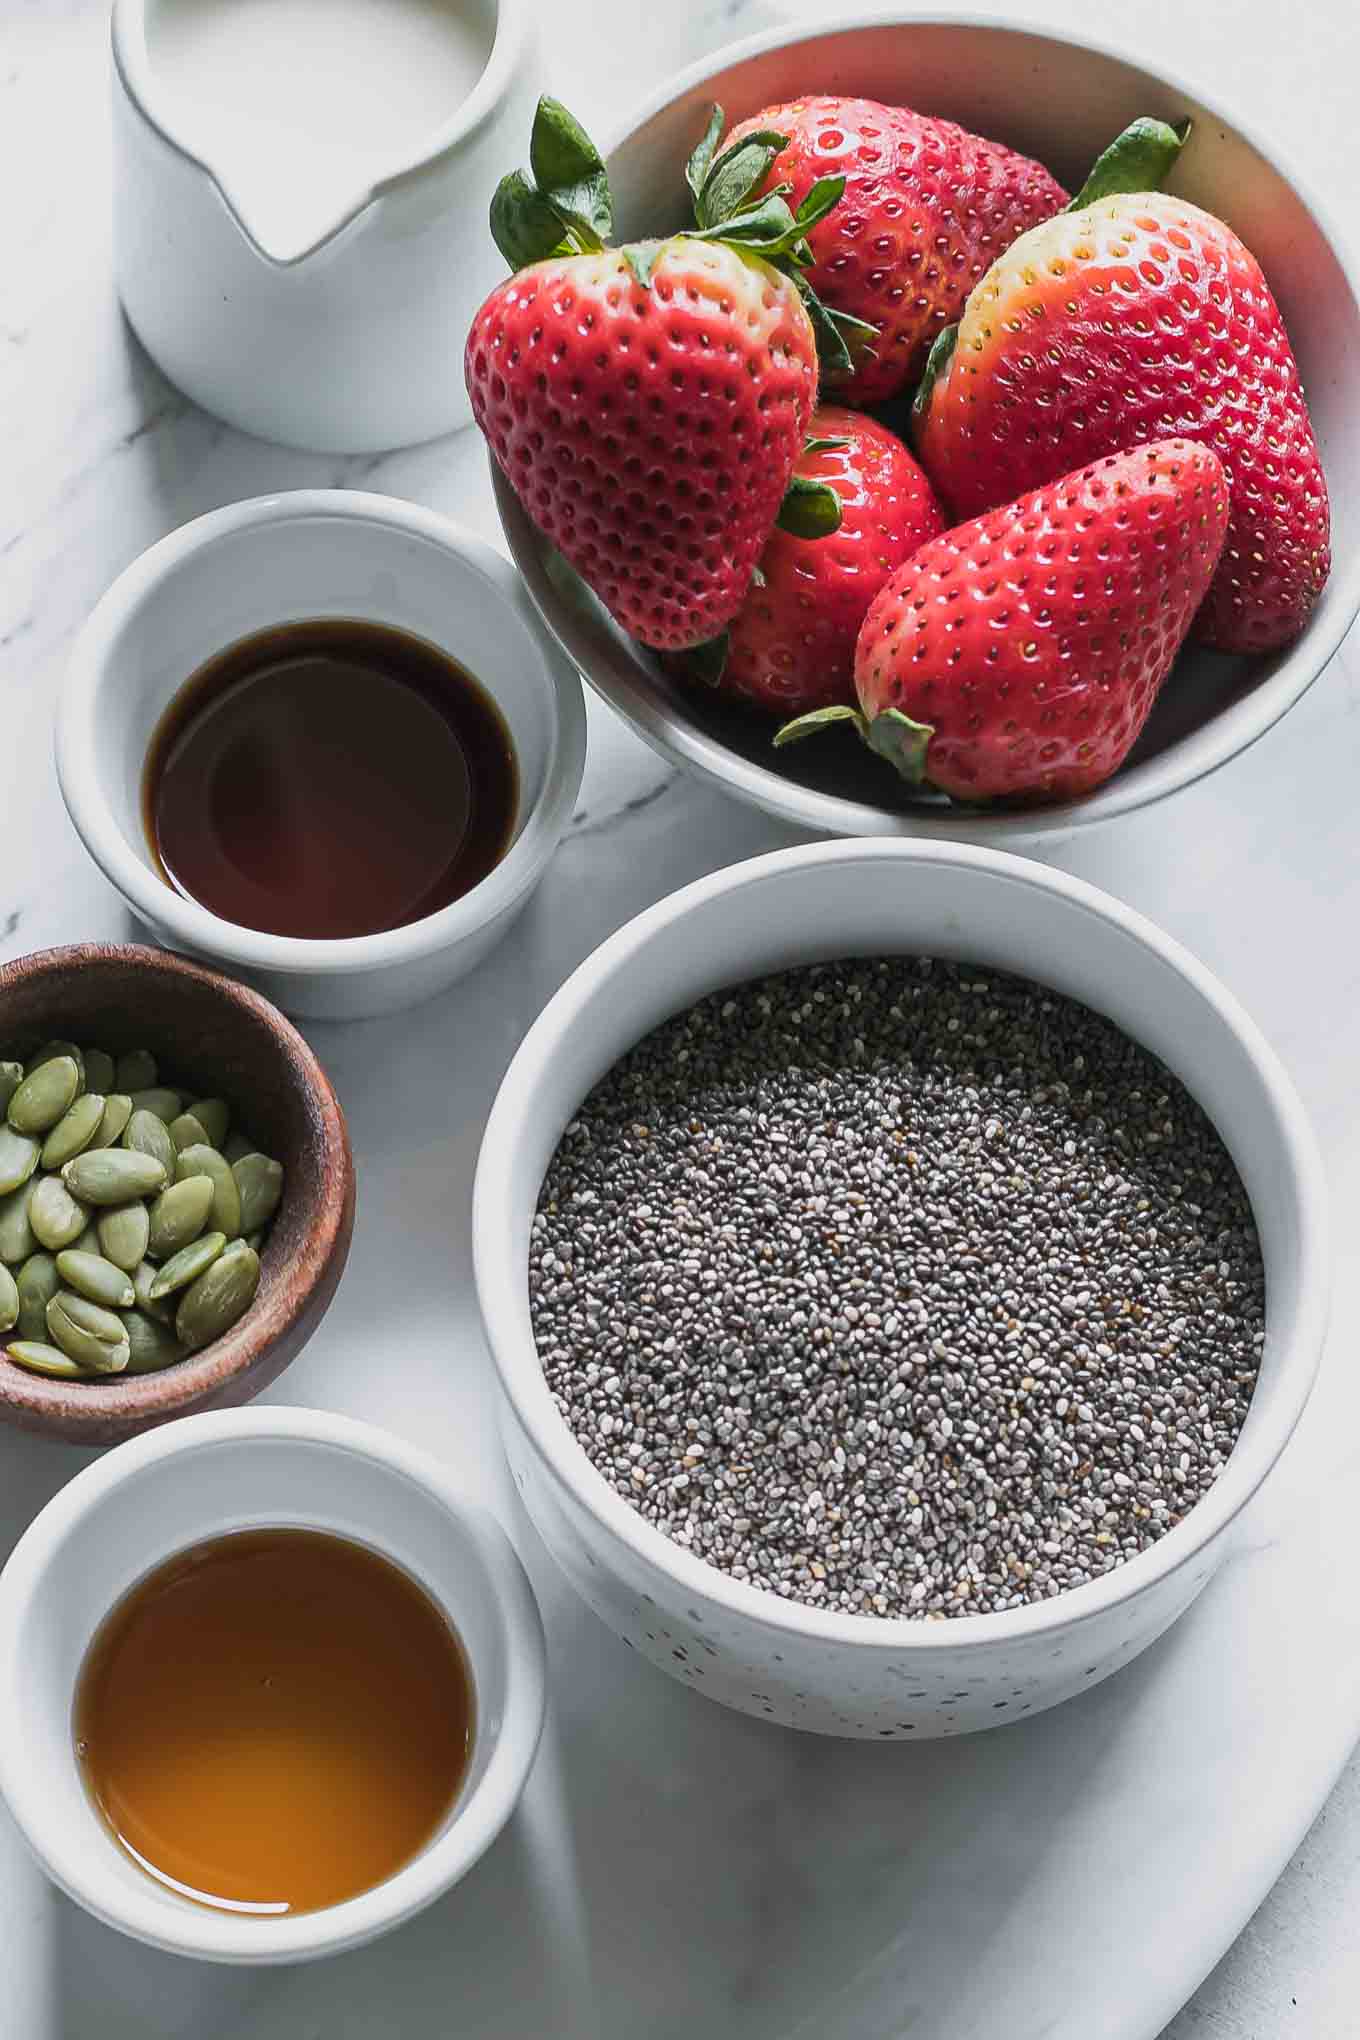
[2,659,1358,2038]
[5,3,1360,2029]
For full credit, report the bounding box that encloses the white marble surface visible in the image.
[4,0,1360,2033]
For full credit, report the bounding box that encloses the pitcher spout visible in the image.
[209,165,378,269]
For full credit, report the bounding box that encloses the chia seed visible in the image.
[528,958,1266,1619]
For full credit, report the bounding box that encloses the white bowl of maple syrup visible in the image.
[0,1406,547,1962]
[56,490,586,1020]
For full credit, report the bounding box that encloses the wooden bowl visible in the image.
[0,945,355,1444]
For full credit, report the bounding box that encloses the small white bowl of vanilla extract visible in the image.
[0,1406,546,1962]
[56,491,587,1020]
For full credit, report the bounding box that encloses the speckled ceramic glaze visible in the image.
[474,841,1330,1737]
[0,945,354,1443]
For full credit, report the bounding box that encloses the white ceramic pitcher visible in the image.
[110,0,539,453]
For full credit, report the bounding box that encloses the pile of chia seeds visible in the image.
[529,958,1265,1619]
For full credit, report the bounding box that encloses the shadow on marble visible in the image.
[47,1785,581,2040]
[524,1553,1152,2040]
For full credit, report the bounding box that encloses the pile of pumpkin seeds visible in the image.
[0,1042,284,1380]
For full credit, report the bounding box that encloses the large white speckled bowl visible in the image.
[492,13,1360,845]
[474,839,1329,1737]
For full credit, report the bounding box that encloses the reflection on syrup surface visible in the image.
[75,1528,474,1916]
[143,618,518,941]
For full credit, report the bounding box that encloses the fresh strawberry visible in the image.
[913,179,1329,652]
[715,407,946,714]
[467,97,855,653]
[776,440,1230,804]
[720,96,1069,405]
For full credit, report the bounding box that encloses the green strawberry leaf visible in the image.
[774,704,866,747]
[774,704,935,784]
[776,476,843,538]
[685,105,726,210]
[529,96,612,243]
[688,175,843,263]
[697,131,789,229]
[678,632,730,688]
[827,305,877,342]
[792,274,855,380]
[794,175,846,233]
[689,194,802,249]
[621,240,665,290]
[1067,116,1191,212]
[912,322,959,427]
[803,436,851,453]
[862,707,934,782]
[490,171,576,271]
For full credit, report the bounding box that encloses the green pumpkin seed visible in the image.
[56,1250,136,1311]
[5,1339,88,1379]
[0,1062,23,1114]
[0,1127,40,1197]
[149,1231,226,1301]
[72,1220,101,1256]
[132,1259,175,1325]
[232,1153,284,1235]
[147,1176,215,1258]
[114,1049,157,1093]
[97,1200,150,1273]
[15,1253,59,1341]
[129,1088,183,1124]
[187,1099,230,1148]
[168,1111,210,1154]
[120,1309,186,1374]
[123,1108,177,1178]
[0,1183,36,1265]
[175,1243,258,1349]
[81,1049,115,1097]
[222,1130,254,1164]
[0,1263,18,1333]
[40,1093,107,1170]
[62,1149,167,1205]
[89,1093,133,1149]
[46,1292,130,1373]
[8,1057,80,1136]
[30,1176,91,1252]
[244,1229,265,1254]
[176,1143,241,1238]
[26,1041,85,1087]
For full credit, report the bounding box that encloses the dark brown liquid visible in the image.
[143,619,518,940]
[74,1529,474,1917]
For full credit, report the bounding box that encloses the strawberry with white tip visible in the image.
[913,121,1329,651]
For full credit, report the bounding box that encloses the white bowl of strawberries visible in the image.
[473,16,1360,839]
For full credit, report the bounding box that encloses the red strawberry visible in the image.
[722,96,1068,405]
[716,406,946,714]
[914,191,1329,652]
[467,98,858,653]
[776,440,1230,804]
[469,242,819,650]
